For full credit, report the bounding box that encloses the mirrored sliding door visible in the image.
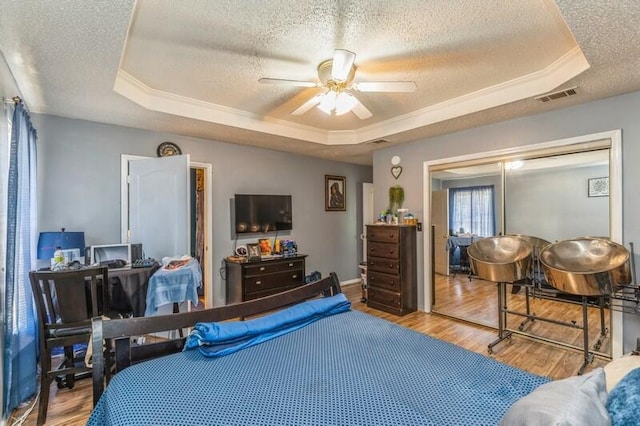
[430,143,612,356]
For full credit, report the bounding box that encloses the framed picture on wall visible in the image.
[325,175,346,211]
[588,177,609,197]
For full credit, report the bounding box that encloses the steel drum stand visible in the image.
[487,280,608,375]
[488,281,514,353]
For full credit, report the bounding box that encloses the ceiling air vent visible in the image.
[534,86,578,102]
[368,139,389,145]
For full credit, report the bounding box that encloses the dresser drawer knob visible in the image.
[259,266,266,271]
[389,264,394,268]
[292,274,298,279]
[256,280,262,285]
[288,263,294,267]
[388,249,395,254]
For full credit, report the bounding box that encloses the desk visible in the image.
[145,259,202,316]
[446,234,479,250]
[446,235,479,274]
[108,265,159,317]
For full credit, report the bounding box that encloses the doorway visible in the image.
[120,155,214,308]
[423,130,623,357]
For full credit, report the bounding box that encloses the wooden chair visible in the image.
[29,266,109,425]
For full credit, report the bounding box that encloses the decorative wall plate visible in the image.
[156,141,182,157]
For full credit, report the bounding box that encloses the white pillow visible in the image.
[603,354,640,392]
[500,368,610,426]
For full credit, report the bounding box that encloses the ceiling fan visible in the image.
[259,49,417,119]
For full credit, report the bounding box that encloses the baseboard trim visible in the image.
[340,278,362,287]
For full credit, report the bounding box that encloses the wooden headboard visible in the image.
[91,272,342,405]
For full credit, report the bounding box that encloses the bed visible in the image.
[88,273,553,425]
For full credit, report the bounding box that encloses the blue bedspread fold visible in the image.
[184,293,351,357]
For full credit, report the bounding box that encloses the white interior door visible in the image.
[129,155,190,260]
[432,189,449,275]
[362,183,374,262]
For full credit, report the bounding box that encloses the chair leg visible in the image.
[37,350,52,425]
[63,346,76,389]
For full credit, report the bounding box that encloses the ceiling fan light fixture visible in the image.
[316,90,357,116]
[317,91,337,115]
[262,49,412,120]
[335,92,357,115]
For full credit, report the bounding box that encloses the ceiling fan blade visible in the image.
[291,95,322,116]
[351,97,373,120]
[352,81,417,92]
[259,78,318,88]
[331,49,356,82]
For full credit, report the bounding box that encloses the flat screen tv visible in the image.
[234,194,292,234]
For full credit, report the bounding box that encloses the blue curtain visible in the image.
[449,185,495,237]
[3,101,38,415]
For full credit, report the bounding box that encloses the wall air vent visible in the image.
[534,86,578,102]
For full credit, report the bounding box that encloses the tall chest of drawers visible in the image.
[366,225,417,315]
[225,255,307,304]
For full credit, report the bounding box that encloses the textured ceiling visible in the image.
[1,1,640,165]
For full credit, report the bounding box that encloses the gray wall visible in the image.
[436,164,609,242]
[505,165,609,242]
[373,90,640,353]
[32,114,372,306]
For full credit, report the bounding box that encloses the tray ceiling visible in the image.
[2,1,640,164]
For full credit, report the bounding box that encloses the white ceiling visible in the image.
[1,1,640,165]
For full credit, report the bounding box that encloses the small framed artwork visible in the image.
[258,238,272,255]
[588,177,609,197]
[246,243,261,261]
[325,175,346,211]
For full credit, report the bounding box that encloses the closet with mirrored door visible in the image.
[429,134,619,359]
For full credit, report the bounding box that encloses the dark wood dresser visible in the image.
[225,255,307,304]
[366,225,417,315]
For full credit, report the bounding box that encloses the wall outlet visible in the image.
[417,222,422,231]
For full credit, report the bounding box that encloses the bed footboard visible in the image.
[92,272,342,405]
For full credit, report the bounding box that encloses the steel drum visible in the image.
[540,237,631,296]
[507,234,551,256]
[468,236,533,283]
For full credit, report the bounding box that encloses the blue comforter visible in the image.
[88,305,549,425]
[184,293,351,357]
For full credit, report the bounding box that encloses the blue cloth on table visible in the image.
[446,235,479,251]
[144,258,202,316]
[184,293,351,357]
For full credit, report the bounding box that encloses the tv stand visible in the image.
[225,255,307,304]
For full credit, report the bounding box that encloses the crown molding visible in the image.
[114,46,588,146]
[356,46,590,142]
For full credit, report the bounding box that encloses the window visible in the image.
[449,185,495,237]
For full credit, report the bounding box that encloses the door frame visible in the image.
[120,155,214,309]
[362,182,374,262]
[422,129,623,357]
[431,189,449,275]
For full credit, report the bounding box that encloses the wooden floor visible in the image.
[14,282,607,425]
[432,273,612,357]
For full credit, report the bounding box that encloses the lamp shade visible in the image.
[37,232,85,259]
